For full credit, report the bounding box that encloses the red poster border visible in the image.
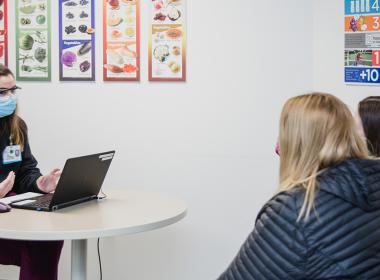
[2,0,8,66]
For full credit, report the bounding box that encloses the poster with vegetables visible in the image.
[103,0,140,81]
[59,0,95,81]
[0,0,7,66]
[16,0,50,81]
[149,0,186,81]
[345,0,380,85]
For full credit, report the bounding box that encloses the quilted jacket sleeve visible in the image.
[218,192,308,280]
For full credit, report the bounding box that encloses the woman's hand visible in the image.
[0,171,15,198]
[36,168,61,193]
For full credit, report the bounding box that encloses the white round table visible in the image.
[0,190,187,280]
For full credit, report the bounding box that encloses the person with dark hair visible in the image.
[358,96,380,156]
[0,65,63,280]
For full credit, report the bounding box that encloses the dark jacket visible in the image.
[0,118,42,194]
[219,159,380,280]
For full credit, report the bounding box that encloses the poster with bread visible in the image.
[149,0,186,81]
[103,0,140,81]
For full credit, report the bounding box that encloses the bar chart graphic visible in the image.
[346,0,379,14]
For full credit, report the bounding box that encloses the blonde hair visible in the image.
[279,93,369,220]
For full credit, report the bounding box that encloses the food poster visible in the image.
[149,0,186,81]
[16,0,51,81]
[59,0,95,81]
[345,0,380,85]
[103,0,140,81]
[0,0,7,66]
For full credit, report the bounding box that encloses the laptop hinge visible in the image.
[51,195,98,211]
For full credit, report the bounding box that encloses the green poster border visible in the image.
[15,0,51,81]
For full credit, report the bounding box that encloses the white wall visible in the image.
[313,0,379,109]
[1,0,313,279]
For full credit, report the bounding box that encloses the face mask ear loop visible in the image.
[9,135,13,146]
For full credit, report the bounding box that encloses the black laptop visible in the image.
[11,151,115,211]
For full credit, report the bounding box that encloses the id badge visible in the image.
[3,145,22,165]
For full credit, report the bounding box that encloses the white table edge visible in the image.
[0,209,187,241]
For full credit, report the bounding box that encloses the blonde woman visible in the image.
[219,93,380,279]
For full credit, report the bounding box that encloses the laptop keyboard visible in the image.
[28,193,54,208]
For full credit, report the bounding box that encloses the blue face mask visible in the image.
[0,94,17,118]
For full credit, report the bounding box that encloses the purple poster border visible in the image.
[59,0,95,81]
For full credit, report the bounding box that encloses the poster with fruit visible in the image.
[103,0,140,81]
[149,0,186,81]
[16,0,51,81]
[0,0,7,66]
[59,0,95,81]
[345,0,380,85]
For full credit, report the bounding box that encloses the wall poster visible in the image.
[0,0,7,66]
[345,0,380,85]
[149,0,186,81]
[59,0,95,81]
[103,0,140,81]
[16,0,51,81]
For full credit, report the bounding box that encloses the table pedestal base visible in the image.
[71,239,87,280]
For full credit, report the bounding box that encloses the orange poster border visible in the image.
[103,0,140,82]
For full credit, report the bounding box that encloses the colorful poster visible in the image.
[103,0,140,81]
[0,0,8,66]
[149,0,186,81]
[345,0,380,84]
[16,0,51,81]
[59,0,95,81]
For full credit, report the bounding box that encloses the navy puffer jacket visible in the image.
[219,159,380,280]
